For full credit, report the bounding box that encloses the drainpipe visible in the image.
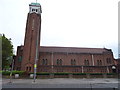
[82,66,84,73]
[51,52,54,72]
[92,54,94,66]
[107,66,109,73]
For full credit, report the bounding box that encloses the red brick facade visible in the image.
[14,46,116,73]
[14,3,117,73]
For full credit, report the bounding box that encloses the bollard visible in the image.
[15,74,19,78]
[30,74,34,78]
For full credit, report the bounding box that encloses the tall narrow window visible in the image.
[84,59,89,66]
[74,59,76,65]
[71,59,73,65]
[29,67,31,72]
[56,59,62,65]
[60,59,62,65]
[106,58,112,64]
[36,9,38,12]
[87,60,89,66]
[45,59,48,65]
[42,59,45,65]
[97,60,102,66]
[100,60,102,66]
[71,59,76,66]
[42,59,48,65]
[57,59,59,65]
[97,60,99,66]
[26,67,28,71]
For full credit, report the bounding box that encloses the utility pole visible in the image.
[33,21,39,83]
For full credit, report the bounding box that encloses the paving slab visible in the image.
[1,78,119,88]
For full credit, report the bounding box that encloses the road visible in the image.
[2,78,119,89]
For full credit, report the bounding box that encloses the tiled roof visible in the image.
[29,2,41,6]
[39,46,112,54]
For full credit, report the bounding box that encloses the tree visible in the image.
[0,34,13,70]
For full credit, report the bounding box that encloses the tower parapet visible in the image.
[29,3,42,14]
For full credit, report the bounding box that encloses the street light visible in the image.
[112,66,116,69]
[112,65,116,73]
[33,20,39,83]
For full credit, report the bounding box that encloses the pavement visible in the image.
[1,78,119,88]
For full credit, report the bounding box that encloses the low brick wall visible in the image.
[37,75,50,79]
[54,75,69,78]
[72,75,87,78]
[89,75,103,78]
[2,73,118,79]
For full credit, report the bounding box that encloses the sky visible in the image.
[0,0,119,58]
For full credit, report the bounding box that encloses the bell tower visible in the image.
[21,3,42,72]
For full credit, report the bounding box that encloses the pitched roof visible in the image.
[39,46,112,54]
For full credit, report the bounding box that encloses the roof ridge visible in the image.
[40,46,105,49]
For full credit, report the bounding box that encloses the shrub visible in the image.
[107,73,116,75]
[53,72,69,75]
[2,71,25,75]
[73,73,86,75]
[89,73,103,75]
[29,72,50,75]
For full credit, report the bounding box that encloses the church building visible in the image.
[14,2,116,74]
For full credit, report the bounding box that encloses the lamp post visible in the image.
[33,22,39,83]
[112,65,116,73]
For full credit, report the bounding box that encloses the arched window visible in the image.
[100,60,102,66]
[29,67,31,72]
[84,59,89,66]
[57,59,59,65]
[60,59,62,65]
[106,58,111,64]
[26,67,28,71]
[42,59,48,65]
[45,59,48,65]
[71,59,73,65]
[36,9,38,12]
[42,59,45,65]
[71,59,76,66]
[97,60,99,66]
[56,59,62,65]
[97,60,102,66]
[73,59,76,65]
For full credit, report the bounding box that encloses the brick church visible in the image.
[14,2,117,73]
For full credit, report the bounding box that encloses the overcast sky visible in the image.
[0,0,119,58]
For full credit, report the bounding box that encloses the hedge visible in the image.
[2,71,117,76]
[53,72,69,75]
[72,73,86,75]
[106,73,117,75]
[29,72,50,75]
[2,71,25,75]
